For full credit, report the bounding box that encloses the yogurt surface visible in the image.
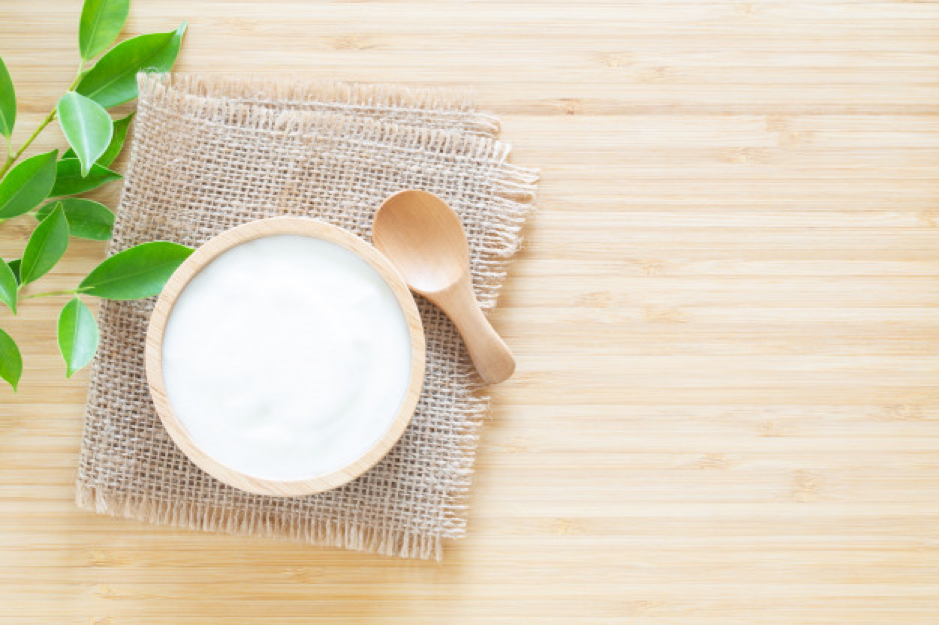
[161,234,413,481]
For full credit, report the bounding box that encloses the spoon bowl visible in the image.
[374,190,515,385]
[372,191,468,293]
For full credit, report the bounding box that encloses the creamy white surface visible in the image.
[161,234,413,481]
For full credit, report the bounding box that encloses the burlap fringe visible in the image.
[142,75,501,162]
[140,73,501,136]
[76,484,443,560]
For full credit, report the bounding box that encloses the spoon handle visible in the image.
[433,281,516,385]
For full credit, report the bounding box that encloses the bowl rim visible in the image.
[145,217,426,497]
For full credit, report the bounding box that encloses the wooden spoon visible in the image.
[373,190,516,385]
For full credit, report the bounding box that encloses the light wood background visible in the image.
[2,1,938,623]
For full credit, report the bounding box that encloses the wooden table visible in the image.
[2,1,938,622]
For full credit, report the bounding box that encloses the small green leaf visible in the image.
[97,111,133,166]
[79,241,192,300]
[79,0,130,62]
[51,158,120,196]
[7,259,20,284]
[0,55,15,140]
[0,258,17,314]
[57,297,99,377]
[65,112,133,166]
[36,198,114,241]
[57,92,113,177]
[20,202,69,286]
[76,23,187,109]
[0,150,58,219]
[0,327,22,391]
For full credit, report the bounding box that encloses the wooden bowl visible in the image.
[145,218,425,497]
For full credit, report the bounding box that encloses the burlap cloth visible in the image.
[76,73,537,560]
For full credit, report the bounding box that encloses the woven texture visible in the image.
[75,74,537,560]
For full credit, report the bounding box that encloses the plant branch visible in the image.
[0,108,57,178]
[0,61,84,179]
[21,289,80,300]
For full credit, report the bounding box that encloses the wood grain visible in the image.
[2,1,939,623]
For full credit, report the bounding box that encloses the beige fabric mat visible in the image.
[75,73,537,560]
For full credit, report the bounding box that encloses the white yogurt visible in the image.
[160,234,413,481]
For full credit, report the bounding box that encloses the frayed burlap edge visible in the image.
[141,72,502,136]
[76,484,444,559]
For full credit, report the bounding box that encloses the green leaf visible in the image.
[65,112,133,166]
[0,150,57,219]
[57,297,99,377]
[0,55,15,140]
[57,92,113,177]
[20,202,69,286]
[7,259,20,284]
[79,0,130,62]
[0,327,22,391]
[36,198,114,241]
[51,158,120,196]
[76,23,187,109]
[79,241,192,300]
[0,258,16,314]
